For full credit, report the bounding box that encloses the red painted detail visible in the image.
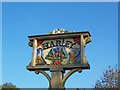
[37,40,43,45]
[74,38,80,43]
[54,60,60,65]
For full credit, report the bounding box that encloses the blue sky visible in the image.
[2,2,118,88]
[1,0,120,2]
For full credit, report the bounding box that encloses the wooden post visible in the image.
[80,35,88,65]
[80,35,84,65]
[32,39,37,66]
[49,66,64,89]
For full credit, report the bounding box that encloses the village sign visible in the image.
[26,29,92,89]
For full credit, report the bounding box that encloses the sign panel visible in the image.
[39,38,80,65]
[29,37,81,65]
[27,30,91,70]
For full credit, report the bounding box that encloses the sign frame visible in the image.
[27,31,91,71]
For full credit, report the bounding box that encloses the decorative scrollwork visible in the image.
[35,70,51,87]
[62,68,82,87]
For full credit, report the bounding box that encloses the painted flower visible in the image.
[54,60,60,65]
[74,38,80,44]
[37,40,43,46]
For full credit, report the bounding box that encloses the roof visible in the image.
[28,31,91,40]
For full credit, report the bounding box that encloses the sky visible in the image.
[2,2,118,88]
[1,0,120,2]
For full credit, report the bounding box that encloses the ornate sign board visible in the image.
[27,31,91,71]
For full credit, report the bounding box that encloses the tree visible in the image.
[94,65,120,89]
[1,82,20,90]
